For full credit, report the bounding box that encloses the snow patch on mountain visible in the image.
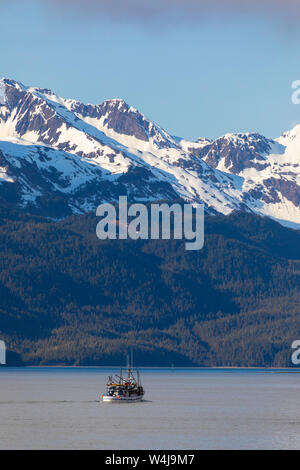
[0,82,7,105]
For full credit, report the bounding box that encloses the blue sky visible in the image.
[1,0,300,140]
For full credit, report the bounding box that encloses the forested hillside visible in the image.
[0,206,300,367]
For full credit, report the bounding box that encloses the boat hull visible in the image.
[102,394,144,402]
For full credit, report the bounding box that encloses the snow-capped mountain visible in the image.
[0,78,299,227]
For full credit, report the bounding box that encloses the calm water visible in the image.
[1,367,300,449]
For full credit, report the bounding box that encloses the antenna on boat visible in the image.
[126,352,130,379]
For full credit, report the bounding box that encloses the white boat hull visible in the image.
[102,394,144,402]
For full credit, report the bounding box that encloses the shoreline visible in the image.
[2,365,300,371]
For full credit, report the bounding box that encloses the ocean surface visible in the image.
[1,367,300,450]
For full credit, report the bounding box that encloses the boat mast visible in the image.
[127,353,130,379]
[127,348,134,380]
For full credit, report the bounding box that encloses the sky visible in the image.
[1,0,300,140]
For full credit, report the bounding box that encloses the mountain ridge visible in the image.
[0,78,299,228]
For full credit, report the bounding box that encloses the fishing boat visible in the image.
[101,354,144,402]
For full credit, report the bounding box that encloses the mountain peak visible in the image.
[278,123,300,143]
[102,98,128,105]
[0,77,27,92]
[100,97,134,114]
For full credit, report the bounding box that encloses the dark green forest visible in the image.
[0,205,300,367]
